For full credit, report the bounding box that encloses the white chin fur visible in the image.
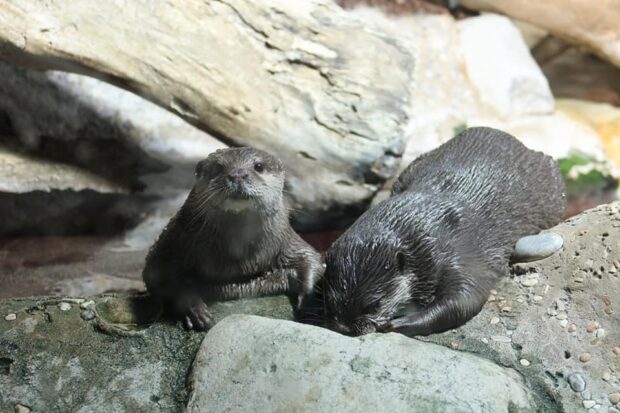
[221,198,254,212]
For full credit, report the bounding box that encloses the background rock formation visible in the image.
[0,0,417,230]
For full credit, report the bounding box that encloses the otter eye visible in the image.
[254,162,264,173]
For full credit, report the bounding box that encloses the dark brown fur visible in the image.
[143,147,322,330]
[318,127,565,336]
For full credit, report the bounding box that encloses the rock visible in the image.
[460,0,620,68]
[346,9,478,168]
[582,400,596,409]
[0,149,153,237]
[456,15,554,120]
[613,347,620,356]
[4,313,16,321]
[587,322,598,333]
[513,232,563,262]
[468,111,609,162]
[58,303,71,312]
[520,358,531,367]
[542,50,620,107]
[0,1,418,232]
[555,99,620,168]
[13,404,31,413]
[421,202,620,413]
[610,393,620,405]
[0,295,292,412]
[579,353,592,363]
[567,372,587,392]
[187,315,539,412]
[491,336,512,343]
[490,316,500,325]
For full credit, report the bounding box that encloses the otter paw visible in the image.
[182,303,215,331]
[376,320,395,333]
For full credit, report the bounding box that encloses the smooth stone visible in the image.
[567,373,587,392]
[58,302,71,311]
[513,233,563,262]
[188,315,536,413]
[583,400,596,409]
[14,405,31,413]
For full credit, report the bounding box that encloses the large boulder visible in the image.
[0,0,417,231]
[187,315,541,412]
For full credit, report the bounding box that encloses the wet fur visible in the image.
[143,147,323,330]
[319,127,565,336]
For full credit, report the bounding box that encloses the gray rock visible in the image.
[0,295,292,412]
[424,202,620,413]
[188,315,537,413]
[568,373,587,392]
[513,232,563,262]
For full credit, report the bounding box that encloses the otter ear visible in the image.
[195,160,206,178]
[395,251,407,273]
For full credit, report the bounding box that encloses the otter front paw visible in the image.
[182,301,215,331]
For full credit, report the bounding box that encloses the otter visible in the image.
[143,147,323,331]
[318,127,565,337]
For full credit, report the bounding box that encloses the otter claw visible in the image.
[376,321,395,333]
[182,303,215,331]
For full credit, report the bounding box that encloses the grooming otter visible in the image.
[143,147,322,331]
[320,127,565,337]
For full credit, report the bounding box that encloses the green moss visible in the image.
[452,124,467,136]
[557,151,618,195]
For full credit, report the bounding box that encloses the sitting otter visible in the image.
[318,127,565,336]
[143,147,323,330]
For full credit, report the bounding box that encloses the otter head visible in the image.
[322,234,413,336]
[192,147,285,214]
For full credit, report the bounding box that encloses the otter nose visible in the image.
[227,170,249,183]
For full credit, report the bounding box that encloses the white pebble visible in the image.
[603,372,612,381]
[583,400,596,409]
[533,296,543,302]
[491,336,512,343]
[58,302,71,311]
[596,328,605,338]
[490,317,500,325]
[80,300,95,310]
[556,313,568,320]
[4,313,16,321]
[519,359,530,367]
[481,338,489,344]
[521,278,538,287]
[559,319,568,328]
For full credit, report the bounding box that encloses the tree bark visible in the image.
[0,0,415,230]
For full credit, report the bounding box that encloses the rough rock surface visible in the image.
[187,315,539,412]
[0,0,416,230]
[0,295,292,412]
[423,202,620,413]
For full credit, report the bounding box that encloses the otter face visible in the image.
[192,147,285,212]
[322,236,412,336]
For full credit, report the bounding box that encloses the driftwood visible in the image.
[461,0,620,68]
[0,0,416,230]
